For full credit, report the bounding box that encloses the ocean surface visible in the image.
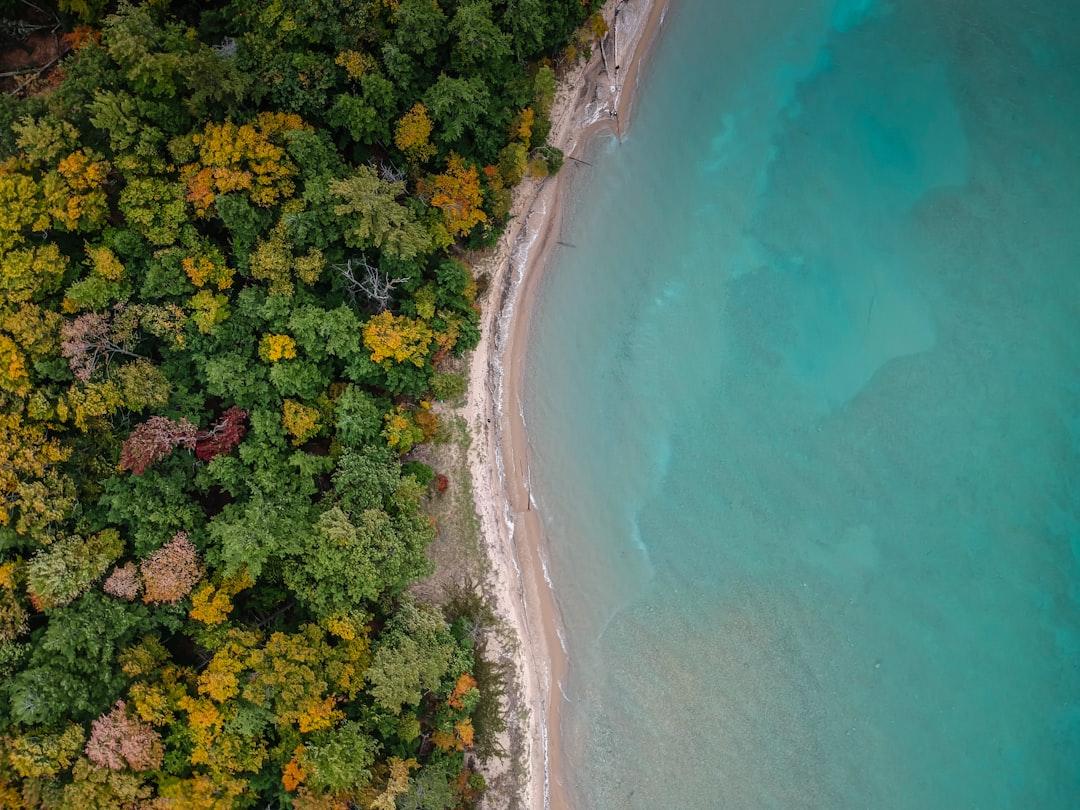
[522,0,1080,807]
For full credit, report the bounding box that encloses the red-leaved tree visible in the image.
[119,416,198,474]
[195,406,248,462]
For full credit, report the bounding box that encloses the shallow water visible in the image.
[523,0,1080,807]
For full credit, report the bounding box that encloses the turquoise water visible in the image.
[523,0,1080,807]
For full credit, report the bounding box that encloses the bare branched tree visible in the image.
[215,37,238,58]
[374,159,406,184]
[336,256,408,312]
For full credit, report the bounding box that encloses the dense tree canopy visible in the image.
[0,0,602,806]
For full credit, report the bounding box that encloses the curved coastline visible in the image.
[464,1,672,807]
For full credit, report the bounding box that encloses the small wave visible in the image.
[540,710,550,810]
[626,518,653,566]
[555,624,569,656]
[539,552,555,590]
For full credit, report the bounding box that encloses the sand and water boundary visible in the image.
[463,1,672,806]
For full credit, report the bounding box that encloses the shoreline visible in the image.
[463,1,672,807]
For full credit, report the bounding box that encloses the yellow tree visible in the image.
[0,333,30,398]
[0,410,75,538]
[182,250,233,291]
[180,113,309,216]
[189,569,254,626]
[511,107,534,147]
[362,311,433,367]
[1,243,68,303]
[430,155,487,237]
[335,50,376,81]
[86,244,124,281]
[189,290,230,334]
[258,334,297,362]
[283,399,321,446]
[394,103,435,164]
[1,303,61,368]
[43,149,111,232]
[249,218,325,297]
[0,166,48,251]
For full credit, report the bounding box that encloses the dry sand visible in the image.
[464,1,672,807]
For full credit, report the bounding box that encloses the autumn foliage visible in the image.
[363,310,434,367]
[194,407,248,462]
[119,416,199,474]
[181,113,309,216]
[85,701,164,771]
[430,155,488,236]
[394,103,436,164]
[140,532,201,604]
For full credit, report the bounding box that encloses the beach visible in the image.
[462,1,671,806]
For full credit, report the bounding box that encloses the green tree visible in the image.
[285,505,431,617]
[367,601,456,715]
[26,529,125,611]
[0,0,592,799]
[450,1,512,74]
[330,166,433,260]
[119,178,187,247]
[333,446,402,514]
[335,385,383,447]
[5,593,152,725]
[398,759,460,810]
[423,75,492,150]
[302,721,378,793]
[503,0,549,60]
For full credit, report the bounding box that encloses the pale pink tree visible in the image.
[103,562,140,601]
[140,531,201,604]
[85,701,163,771]
[60,313,142,382]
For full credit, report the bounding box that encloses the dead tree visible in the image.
[336,256,409,312]
[374,159,406,184]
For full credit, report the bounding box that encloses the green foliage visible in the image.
[499,140,529,186]
[330,166,433,260]
[302,721,378,792]
[333,445,402,514]
[398,759,460,810]
[335,384,383,447]
[402,460,435,487]
[26,529,124,611]
[285,489,432,618]
[115,359,172,412]
[368,600,457,715]
[102,464,203,556]
[423,74,493,152]
[5,593,152,725]
[450,1,512,74]
[431,371,467,402]
[119,178,187,247]
[60,0,109,24]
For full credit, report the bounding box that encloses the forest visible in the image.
[0,0,601,806]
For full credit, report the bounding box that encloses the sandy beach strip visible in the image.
[464,1,672,807]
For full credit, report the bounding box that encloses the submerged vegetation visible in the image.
[0,0,604,806]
